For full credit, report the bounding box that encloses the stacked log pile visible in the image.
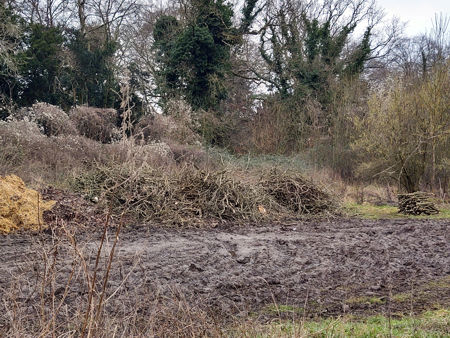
[397,192,439,215]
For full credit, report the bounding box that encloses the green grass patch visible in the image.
[232,309,450,337]
[344,202,450,220]
[390,276,450,305]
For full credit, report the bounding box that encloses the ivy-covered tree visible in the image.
[66,28,119,108]
[258,2,373,108]
[153,0,259,112]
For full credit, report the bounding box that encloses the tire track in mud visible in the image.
[0,218,449,319]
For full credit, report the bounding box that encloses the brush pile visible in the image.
[73,165,273,225]
[259,169,336,215]
[397,192,439,215]
[73,165,336,226]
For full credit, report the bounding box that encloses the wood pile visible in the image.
[397,192,439,215]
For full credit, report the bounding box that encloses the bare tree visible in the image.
[383,13,449,79]
[117,2,171,111]
[15,0,75,27]
[88,0,141,41]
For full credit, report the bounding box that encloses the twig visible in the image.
[80,214,110,338]
[95,216,123,324]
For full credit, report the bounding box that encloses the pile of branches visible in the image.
[173,169,274,223]
[259,169,336,215]
[73,165,336,226]
[73,164,273,225]
[398,192,439,215]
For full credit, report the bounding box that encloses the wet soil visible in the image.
[0,216,448,324]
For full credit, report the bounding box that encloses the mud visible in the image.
[0,218,449,325]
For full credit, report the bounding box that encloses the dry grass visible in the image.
[305,167,399,206]
[0,120,106,186]
[0,121,178,189]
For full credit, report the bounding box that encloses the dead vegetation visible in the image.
[0,120,107,185]
[69,106,120,143]
[70,162,337,226]
[133,99,200,145]
[260,169,336,215]
[12,102,78,137]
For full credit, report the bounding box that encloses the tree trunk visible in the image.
[78,0,86,36]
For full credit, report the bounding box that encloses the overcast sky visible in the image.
[377,0,449,37]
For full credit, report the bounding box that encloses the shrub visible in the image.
[12,102,77,136]
[0,119,177,187]
[168,142,213,168]
[134,114,200,145]
[0,119,106,185]
[249,97,309,154]
[134,99,200,145]
[353,63,450,193]
[196,110,233,148]
[134,114,169,143]
[70,106,120,143]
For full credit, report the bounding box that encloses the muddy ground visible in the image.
[0,213,449,330]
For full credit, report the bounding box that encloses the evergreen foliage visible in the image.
[260,12,372,107]
[66,29,119,108]
[153,0,251,111]
[19,24,65,106]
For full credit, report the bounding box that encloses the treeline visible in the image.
[0,0,449,193]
